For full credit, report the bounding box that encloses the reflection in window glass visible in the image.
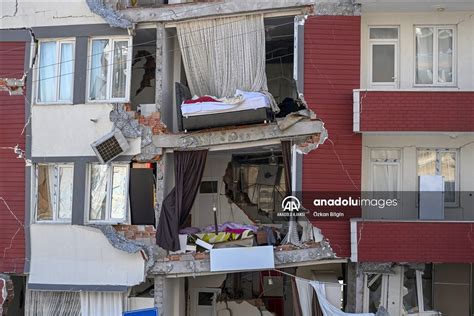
[415,27,434,84]
[372,44,395,82]
[58,166,74,219]
[438,29,453,83]
[37,165,54,220]
[111,165,128,219]
[89,165,108,220]
[440,152,456,203]
[89,39,109,100]
[112,41,128,99]
[417,151,436,176]
[417,150,457,204]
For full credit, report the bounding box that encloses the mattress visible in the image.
[181,90,271,117]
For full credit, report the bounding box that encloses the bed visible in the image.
[175,83,274,131]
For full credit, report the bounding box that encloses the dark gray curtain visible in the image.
[156,150,208,251]
[281,141,292,196]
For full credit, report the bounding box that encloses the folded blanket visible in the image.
[193,229,254,244]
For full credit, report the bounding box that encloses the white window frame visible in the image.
[368,26,399,88]
[34,39,75,105]
[86,163,130,224]
[86,36,132,103]
[369,149,402,193]
[33,163,74,223]
[416,148,459,207]
[413,25,456,87]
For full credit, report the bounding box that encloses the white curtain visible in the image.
[177,14,268,98]
[310,281,374,316]
[25,290,81,316]
[415,27,434,84]
[59,43,74,101]
[80,291,123,316]
[38,42,57,102]
[296,278,314,316]
[89,39,109,100]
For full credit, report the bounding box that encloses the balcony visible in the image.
[353,90,474,133]
[350,219,474,263]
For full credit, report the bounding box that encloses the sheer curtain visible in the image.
[59,43,74,101]
[415,27,434,84]
[89,40,109,100]
[38,42,57,102]
[25,290,81,316]
[90,165,109,220]
[80,291,124,316]
[177,14,268,98]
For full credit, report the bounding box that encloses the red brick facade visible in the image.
[0,42,26,273]
[355,221,474,263]
[358,91,474,132]
[303,16,362,258]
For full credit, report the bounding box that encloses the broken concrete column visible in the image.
[155,23,164,109]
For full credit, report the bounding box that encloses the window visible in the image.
[415,26,455,85]
[87,37,131,102]
[370,149,401,198]
[369,27,399,87]
[417,149,458,205]
[36,40,74,103]
[35,164,74,221]
[88,163,129,222]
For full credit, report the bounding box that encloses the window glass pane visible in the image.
[89,165,108,220]
[417,151,436,176]
[89,39,109,100]
[415,27,434,84]
[440,152,456,203]
[371,149,400,160]
[111,165,128,219]
[38,42,57,102]
[369,28,398,39]
[58,166,73,219]
[372,44,395,82]
[403,269,419,313]
[111,41,128,98]
[373,164,398,199]
[36,165,55,220]
[438,29,453,83]
[59,43,73,101]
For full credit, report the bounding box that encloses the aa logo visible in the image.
[281,196,301,212]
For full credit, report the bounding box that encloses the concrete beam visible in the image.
[152,119,326,150]
[151,241,336,276]
[118,1,314,23]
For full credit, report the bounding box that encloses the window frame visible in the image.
[86,162,130,224]
[413,25,457,87]
[368,26,399,88]
[369,148,402,193]
[33,163,74,223]
[86,36,132,103]
[416,148,459,207]
[34,38,76,105]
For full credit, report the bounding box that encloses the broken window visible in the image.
[35,164,74,221]
[88,37,131,102]
[417,149,458,205]
[37,40,75,103]
[88,163,129,222]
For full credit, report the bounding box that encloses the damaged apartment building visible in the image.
[0,0,473,315]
